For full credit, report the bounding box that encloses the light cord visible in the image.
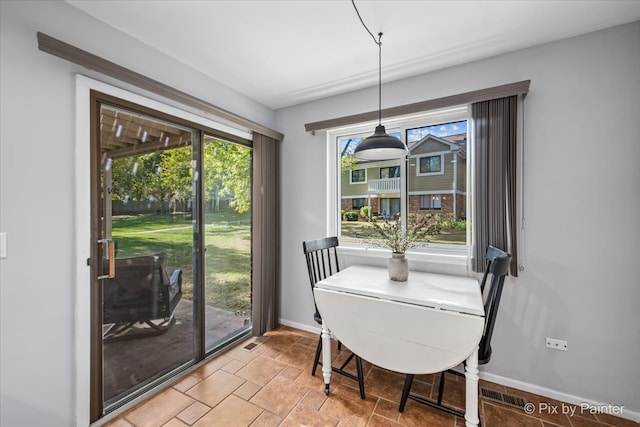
[378,33,382,125]
[351,0,380,46]
[352,0,383,125]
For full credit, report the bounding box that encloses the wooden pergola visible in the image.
[100,105,193,160]
[99,105,195,241]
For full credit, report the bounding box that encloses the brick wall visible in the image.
[341,198,381,215]
[344,195,466,219]
[408,194,467,219]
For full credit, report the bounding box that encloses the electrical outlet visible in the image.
[546,337,568,351]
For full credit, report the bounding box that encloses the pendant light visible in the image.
[352,3,408,160]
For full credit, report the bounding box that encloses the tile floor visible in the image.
[104,326,638,427]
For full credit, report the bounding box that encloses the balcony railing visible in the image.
[368,178,400,193]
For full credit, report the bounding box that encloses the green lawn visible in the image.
[112,211,251,313]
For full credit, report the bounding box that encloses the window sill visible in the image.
[337,244,469,268]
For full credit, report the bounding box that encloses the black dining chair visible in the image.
[398,245,512,416]
[303,236,366,399]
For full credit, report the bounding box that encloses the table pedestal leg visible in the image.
[465,348,480,427]
[321,319,332,395]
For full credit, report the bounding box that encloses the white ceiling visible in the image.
[66,0,640,110]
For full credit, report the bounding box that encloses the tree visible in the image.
[203,140,251,213]
[108,140,251,214]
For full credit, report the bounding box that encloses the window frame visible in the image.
[327,106,470,264]
[420,194,443,209]
[350,168,367,184]
[416,154,444,176]
[352,197,367,209]
[380,166,401,179]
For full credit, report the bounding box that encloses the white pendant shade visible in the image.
[353,125,408,160]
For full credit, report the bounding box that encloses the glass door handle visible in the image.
[97,238,115,279]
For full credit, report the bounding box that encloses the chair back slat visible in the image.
[303,237,340,323]
[478,245,511,365]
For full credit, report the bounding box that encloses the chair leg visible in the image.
[398,371,465,419]
[399,374,414,412]
[356,356,365,399]
[312,334,322,376]
[339,352,356,370]
[437,371,446,405]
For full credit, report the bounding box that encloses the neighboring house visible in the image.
[341,133,467,219]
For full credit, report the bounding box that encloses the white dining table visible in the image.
[313,264,485,427]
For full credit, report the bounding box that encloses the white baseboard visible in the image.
[479,371,640,423]
[278,318,320,335]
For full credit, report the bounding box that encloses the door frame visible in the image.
[75,75,253,425]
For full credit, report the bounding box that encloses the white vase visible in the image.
[388,252,409,281]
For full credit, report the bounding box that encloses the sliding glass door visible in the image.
[202,136,253,351]
[98,104,198,409]
[91,94,253,420]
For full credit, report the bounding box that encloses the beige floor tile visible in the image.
[299,388,329,411]
[185,370,245,408]
[225,341,266,364]
[102,417,134,427]
[374,398,401,422]
[235,355,287,386]
[193,395,262,427]
[176,401,210,425]
[250,375,310,417]
[124,388,195,427]
[436,372,466,412]
[191,354,233,380]
[249,410,283,427]
[162,419,190,427]
[234,381,262,400]
[276,342,319,369]
[108,326,631,427]
[260,346,283,359]
[320,384,377,427]
[279,364,304,380]
[397,399,456,427]
[502,388,573,426]
[367,414,404,427]
[221,359,246,374]
[280,405,340,427]
[481,402,545,427]
[567,415,610,427]
[172,374,201,393]
[261,329,304,352]
[365,368,414,403]
[297,336,319,348]
[295,365,343,390]
[594,412,640,427]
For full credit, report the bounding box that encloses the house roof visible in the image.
[409,133,467,159]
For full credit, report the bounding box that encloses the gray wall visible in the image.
[1,1,639,425]
[0,2,275,426]
[277,21,640,415]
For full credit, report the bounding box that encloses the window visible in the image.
[351,168,366,183]
[420,194,442,209]
[418,155,442,175]
[352,198,366,209]
[332,107,469,254]
[381,166,400,178]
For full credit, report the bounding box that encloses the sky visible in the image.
[340,120,468,155]
[406,120,467,143]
